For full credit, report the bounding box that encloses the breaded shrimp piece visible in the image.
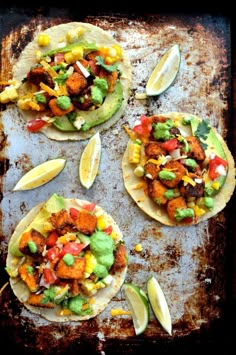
[99,68,118,92]
[75,211,97,235]
[56,257,86,279]
[110,243,127,274]
[144,162,160,180]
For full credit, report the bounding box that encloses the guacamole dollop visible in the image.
[90,231,115,270]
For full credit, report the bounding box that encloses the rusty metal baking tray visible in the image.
[0,7,235,354]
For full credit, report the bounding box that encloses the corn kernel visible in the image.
[128,142,141,164]
[71,47,83,61]
[97,217,106,230]
[0,86,18,103]
[35,50,42,62]
[194,205,206,217]
[135,243,143,252]
[212,181,220,190]
[66,27,85,43]
[111,231,118,240]
[38,33,50,47]
[64,52,74,64]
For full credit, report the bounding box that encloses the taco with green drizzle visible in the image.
[122,112,235,226]
[6,194,128,321]
[2,22,131,140]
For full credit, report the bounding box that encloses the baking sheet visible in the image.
[0,9,234,354]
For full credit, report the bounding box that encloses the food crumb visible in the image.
[134,243,143,252]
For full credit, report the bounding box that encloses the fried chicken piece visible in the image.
[99,68,118,92]
[159,160,186,188]
[19,229,46,256]
[56,257,86,279]
[50,210,77,235]
[27,293,55,308]
[75,211,97,235]
[144,162,160,180]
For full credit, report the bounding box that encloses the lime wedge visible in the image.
[123,283,150,335]
[13,158,66,191]
[146,44,180,96]
[79,132,101,189]
[146,276,172,335]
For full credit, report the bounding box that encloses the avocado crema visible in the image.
[90,231,115,277]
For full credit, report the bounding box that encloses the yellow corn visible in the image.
[35,50,42,62]
[111,231,119,240]
[80,279,98,296]
[97,217,107,230]
[135,243,143,252]
[100,44,122,64]
[38,33,50,47]
[110,308,132,316]
[64,47,83,64]
[84,251,97,276]
[212,181,220,190]
[66,27,85,43]
[128,142,141,164]
[0,86,18,103]
[57,234,76,244]
[193,205,206,217]
[17,99,40,111]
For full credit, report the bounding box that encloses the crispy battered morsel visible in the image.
[19,229,46,256]
[148,180,168,205]
[159,160,186,188]
[144,141,166,159]
[75,211,98,235]
[186,136,206,161]
[28,293,55,308]
[27,66,54,88]
[144,162,160,180]
[56,257,86,279]
[167,196,187,221]
[48,97,74,117]
[50,210,77,235]
[110,243,127,274]
[66,72,88,95]
[18,262,40,292]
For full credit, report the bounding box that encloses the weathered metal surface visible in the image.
[0,10,234,354]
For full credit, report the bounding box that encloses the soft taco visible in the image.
[122,112,235,226]
[1,22,131,140]
[6,194,128,321]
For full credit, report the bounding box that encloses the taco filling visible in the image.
[0,22,131,141]
[6,194,128,321]
[122,112,235,226]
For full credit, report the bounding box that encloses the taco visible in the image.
[3,22,131,140]
[122,112,235,226]
[6,194,128,321]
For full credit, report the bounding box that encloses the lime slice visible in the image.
[79,132,101,189]
[146,276,172,335]
[13,158,66,191]
[146,44,180,96]
[123,283,150,335]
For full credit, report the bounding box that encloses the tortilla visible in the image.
[6,195,127,321]
[12,22,132,141]
[122,112,235,226]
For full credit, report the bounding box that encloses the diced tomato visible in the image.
[46,231,59,247]
[133,115,152,137]
[82,202,96,212]
[54,53,65,64]
[70,207,79,220]
[182,217,194,224]
[27,119,47,132]
[103,225,113,235]
[43,268,58,285]
[46,246,61,261]
[60,242,85,257]
[161,138,179,152]
[88,60,100,76]
[208,154,228,180]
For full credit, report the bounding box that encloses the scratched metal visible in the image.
[0,12,233,354]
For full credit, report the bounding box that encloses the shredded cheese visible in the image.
[110,308,132,316]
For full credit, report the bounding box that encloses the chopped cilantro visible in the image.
[194,119,211,150]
